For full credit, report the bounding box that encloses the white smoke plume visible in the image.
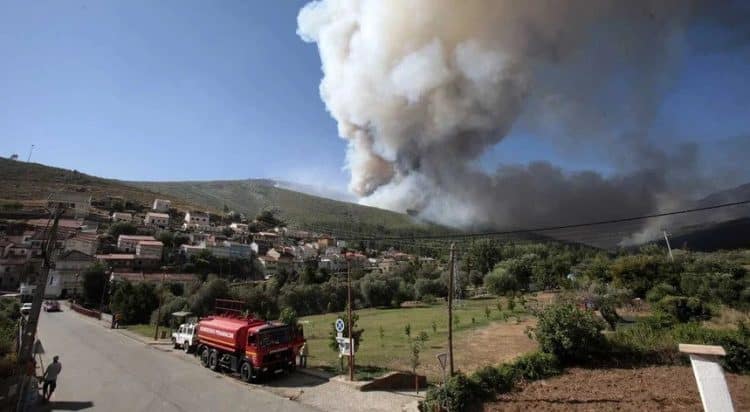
[298,0,750,237]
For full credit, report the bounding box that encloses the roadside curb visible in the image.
[114,328,172,346]
[295,368,333,381]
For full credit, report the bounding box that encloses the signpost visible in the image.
[436,353,450,412]
[335,318,345,334]
[679,344,735,412]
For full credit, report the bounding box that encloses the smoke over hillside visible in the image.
[297,1,750,232]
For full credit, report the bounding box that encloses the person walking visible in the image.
[42,355,62,402]
[299,342,308,368]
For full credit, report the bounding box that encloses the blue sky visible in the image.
[1,1,749,194]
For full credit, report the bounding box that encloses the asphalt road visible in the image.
[32,308,317,412]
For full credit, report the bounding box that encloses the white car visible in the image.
[20,303,33,315]
[171,323,197,353]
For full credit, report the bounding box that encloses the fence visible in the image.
[70,303,101,319]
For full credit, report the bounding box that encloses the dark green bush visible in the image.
[483,267,519,296]
[471,364,517,400]
[512,352,561,380]
[421,372,482,412]
[645,282,677,303]
[529,302,606,363]
[655,295,711,323]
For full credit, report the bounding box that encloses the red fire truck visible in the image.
[195,300,304,382]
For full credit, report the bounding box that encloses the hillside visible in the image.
[128,179,447,236]
[0,158,447,237]
[0,158,205,212]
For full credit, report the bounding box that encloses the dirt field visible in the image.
[419,318,538,380]
[486,366,750,411]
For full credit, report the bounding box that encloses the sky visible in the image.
[1,1,749,198]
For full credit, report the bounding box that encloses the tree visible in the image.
[256,210,285,229]
[189,277,229,317]
[279,307,298,326]
[82,264,107,308]
[108,222,137,239]
[469,270,484,288]
[467,240,501,276]
[528,302,605,363]
[409,332,429,393]
[483,266,519,296]
[360,273,400,307]
[110,281,159,324]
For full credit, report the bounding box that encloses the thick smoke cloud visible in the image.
[298,0,749,237]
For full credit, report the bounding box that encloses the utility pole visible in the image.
[27,144,35,162]
[447,243,455,376]
[17,205,64,411]
[663,231,674,261]
[154,273,166,341]
[347,259,354,381]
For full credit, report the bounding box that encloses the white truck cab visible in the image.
[172,323,197,353]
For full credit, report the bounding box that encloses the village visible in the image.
[0,191,433,299]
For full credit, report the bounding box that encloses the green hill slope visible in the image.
[0,158,203,211]
[129,179,446,236]
[0,158,447,237]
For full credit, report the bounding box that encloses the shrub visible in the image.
[646,282,677,303]
[484,267,519,296]
[421,294,437,305]
[360,273,399,307]
[512,352,561,380]
[655,295,711,323]
[471,365,516,400]
[415,278,447,300]
[150,296,188,326]
[279,307,298,326]
[422,373,482,412]
[719,323,750,373]
[529,302,605,364]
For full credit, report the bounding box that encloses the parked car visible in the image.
[171,323,197,353]
[43,300,61,312]
[20,303,33,315]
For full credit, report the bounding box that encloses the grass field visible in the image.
[125,323,172,340]
[299,295,551,381]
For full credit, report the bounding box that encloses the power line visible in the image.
[330,199,750,241]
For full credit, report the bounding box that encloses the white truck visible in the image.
[171,323,197,353]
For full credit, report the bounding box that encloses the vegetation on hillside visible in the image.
[128,179,452,238]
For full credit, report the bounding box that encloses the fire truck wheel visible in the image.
[200,347,210,367]
[208,349,219,371]
[240,362,253,382]
[183,342,191,353]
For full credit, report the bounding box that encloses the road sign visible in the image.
[335,318,345,333]
[679,344,734,412]
[436,353,448,370]
[33,340,44,355]
[336,336,355,356]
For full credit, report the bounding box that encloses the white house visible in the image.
[184,211,210,230]
[65,232,100,256]
[117,235,156,253]
[179,244,205,259]
[111,212,133,223]
[135,240,164,259]
[45,250,95,298]
[47,192,92,218]
[144,212,169,229]
[207,241,254,259]
[152,199,171,212]
[229,223,249,232]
